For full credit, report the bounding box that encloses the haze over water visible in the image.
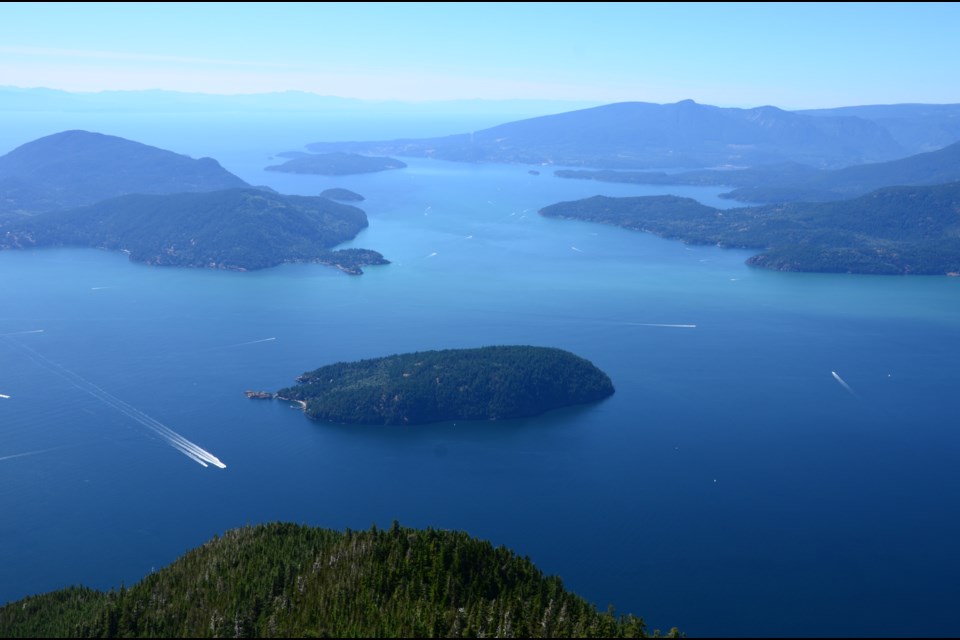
[1,113,959,637]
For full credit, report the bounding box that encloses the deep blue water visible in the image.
[2,115,960,637]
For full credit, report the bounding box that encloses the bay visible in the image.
[1,115,959,637]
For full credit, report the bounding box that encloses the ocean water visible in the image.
[1,115,960,637]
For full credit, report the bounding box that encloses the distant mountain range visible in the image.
[6,89,959,169]
[539,182,960,275]
[0,130,248,214]
[0,131,387,274]
[0,86,599,119]
[556,141,960,203]
[303,99,958,170]
[6,90,959,172]
[798,103,960,155]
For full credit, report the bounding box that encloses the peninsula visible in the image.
[275,345,614,425]
[539,182,960,275]
[320,187,365,201]
[0,188,389,274]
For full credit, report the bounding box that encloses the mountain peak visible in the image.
[0,130,249,214]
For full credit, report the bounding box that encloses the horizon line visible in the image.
[2,86,958,112]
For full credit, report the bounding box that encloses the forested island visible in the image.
[0,188,389,274]
[0,522,675,638]
[320,187,365,201]
[266,151,407,175]
[539,183,960,275]
[275,345,615,425]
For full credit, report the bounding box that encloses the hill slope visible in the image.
[306,99,904,169]
[0,188,388,274]
[0,522,673,638]
[557,141,960,203]
[798,103,960,154]
[0,130,249,214]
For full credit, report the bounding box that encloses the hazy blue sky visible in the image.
[1,2,958,108]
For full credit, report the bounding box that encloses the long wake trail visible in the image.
[2,336,226,469]
[218,337,276,349]
[831,370,856,396]
[232,337,276,347]
[0,447,62,463]
[626,323,697,328]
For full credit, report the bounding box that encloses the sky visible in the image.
[1,2,959,109]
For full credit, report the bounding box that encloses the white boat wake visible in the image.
[627,323,697,328]
[2,336,226,469]
[0,447,61,463]
[831,371,856,396]
[227,337,276,348]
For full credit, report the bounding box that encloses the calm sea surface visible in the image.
[1,113,959,637]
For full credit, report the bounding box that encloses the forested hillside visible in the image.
[0,523,677,638]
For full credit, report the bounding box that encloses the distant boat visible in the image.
[0,394,10,399]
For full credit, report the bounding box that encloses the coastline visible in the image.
[245,390,307,411]
[276,395,307,411]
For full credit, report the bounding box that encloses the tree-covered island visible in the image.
[274,346,615,425]
[266,151,407,175]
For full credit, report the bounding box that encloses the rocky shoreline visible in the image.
[245,390,307,411]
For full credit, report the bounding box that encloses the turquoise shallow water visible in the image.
[1,116,959,637]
